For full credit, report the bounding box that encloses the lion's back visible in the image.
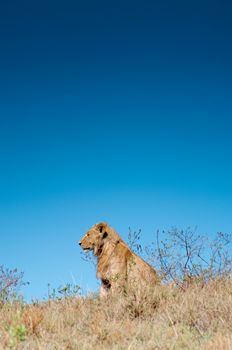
[126,252,159,286]
[114,240,158,286]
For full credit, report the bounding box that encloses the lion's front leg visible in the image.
[109,271,127,295]
[100,279,111,297]
[100,285,108,297]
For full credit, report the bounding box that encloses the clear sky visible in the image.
[1,1,232,300]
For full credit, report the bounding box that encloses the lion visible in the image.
[79,222,159,297]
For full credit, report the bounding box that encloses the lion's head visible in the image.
[79,222,109,256]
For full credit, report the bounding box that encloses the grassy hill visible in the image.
[0,277,231,349]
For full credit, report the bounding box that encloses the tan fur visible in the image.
[79,222,159,297]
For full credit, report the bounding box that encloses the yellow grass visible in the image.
[0,278,232,349]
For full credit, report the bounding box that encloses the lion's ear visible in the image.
[97,223,107,233]
[102,232,108,239]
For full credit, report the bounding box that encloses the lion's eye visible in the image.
[99,226,103,233]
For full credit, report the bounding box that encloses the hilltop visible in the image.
[0,277,231,349]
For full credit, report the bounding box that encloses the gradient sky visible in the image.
[1,1,232,300]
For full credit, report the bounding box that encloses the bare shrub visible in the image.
[0,265,28,304]
[128,227,232,289]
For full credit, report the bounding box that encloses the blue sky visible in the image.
[1,1,232,300]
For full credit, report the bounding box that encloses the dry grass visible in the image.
[0,278,232,350]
